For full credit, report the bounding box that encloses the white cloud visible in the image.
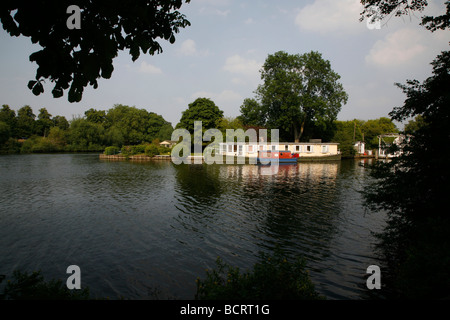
[295,0,364,35]
[178,39,197,56]
[223,54,261,77]
[177,39,209,57]
[199,7,230,17]
[365,29,425,67]
[231,77,247,85]
[197,0,231,16]
[365,28,448,68]
[138,61,162,75]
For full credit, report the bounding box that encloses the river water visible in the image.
[0,153,386,299]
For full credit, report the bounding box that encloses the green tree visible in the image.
[360,0,450,32]
[217,117,244,133]
[104,125,124,147]
[0,121,10,145]
[105,104,149,144]
[85,108,106,124]
[176,98,224,134]
[147,112,173,142]
[157,122,174,141]
[403,114,427,134]
[0,105,17,137]
[16,105,36,138]
[363,51,450,299]
[256,51,348,142]
[48,126,67,148]
[238,98,265,127]
[35,108,53,137]
[68,118,105,150]
[361,117,398,149]
[332,119,364,157]
[0,1,191,102]
[52,115,70,131]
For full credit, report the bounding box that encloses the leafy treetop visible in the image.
[0,0,191,102]
[360,0,450,32]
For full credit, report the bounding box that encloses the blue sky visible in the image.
[0,0,448,128]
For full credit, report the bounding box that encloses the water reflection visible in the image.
[172,162,342,264]
[0,154,385,300]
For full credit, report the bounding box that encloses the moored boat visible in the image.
[257,150,299,164]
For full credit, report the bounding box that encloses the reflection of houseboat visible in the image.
[257,150,299,164]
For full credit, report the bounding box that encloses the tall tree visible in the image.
[256,51,348,142]
[0,105,17,137]
[35,108,53,137]
[68,117,105,148]
[85,108,106,125]
[105,104,150,145]
[176,98,224,134]
[360,1,450,298]
[238,98,265,127]
[0,1,191,102]
[16,105,36,138]
[52,115,70,131]
[147,112,173,142]
[364,51,450,298]
[361,117,399,149]
[0,121,10,145]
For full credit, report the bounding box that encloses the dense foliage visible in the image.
[0,270,89,300]
[331,117,399,157]
[0,104,173,154]
[0,0,191,102]
[176,98,224,134]
[195,249,323,300]
[360,0,449,32]
[363,51,450,299]
[239,51,348,142]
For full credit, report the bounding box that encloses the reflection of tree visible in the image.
[173,164,225,226]
[86,159,173,198]
[225,162,342,260]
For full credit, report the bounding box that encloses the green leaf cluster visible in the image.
[245,51,347,142]
[195,249,323,300]
[0,1,191,102]
[0,104,173,154]
[176,98,224,135]
[0,270,89,300]
[363,51,450,299]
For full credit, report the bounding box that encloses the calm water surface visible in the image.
[0,153,386,299]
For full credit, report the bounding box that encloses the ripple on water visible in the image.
[0,155,385,299]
